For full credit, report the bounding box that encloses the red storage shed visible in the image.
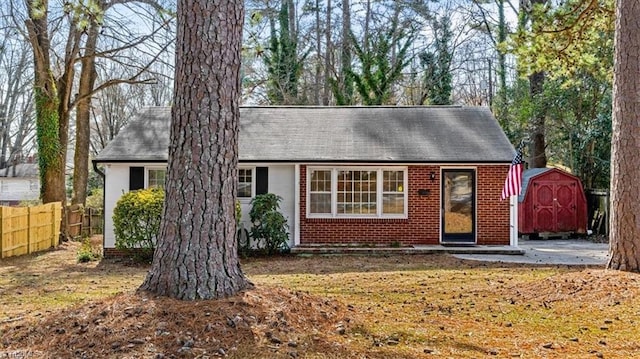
[518,168,588,236]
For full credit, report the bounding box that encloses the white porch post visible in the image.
[294,164,300,246]
[510,194,519,247]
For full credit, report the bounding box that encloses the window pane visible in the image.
[310,170,331,214]
[238,169,252,197]
[310,193,331,213]
[148,169,166,189]
[337,170,377,215]
[383,194,404,214]
[383,170,403,193]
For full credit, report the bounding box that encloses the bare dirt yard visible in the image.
[1,239,639,358]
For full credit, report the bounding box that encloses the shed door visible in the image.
[441,169,476,244]
[533,181,577,232]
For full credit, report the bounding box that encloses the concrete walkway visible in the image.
[454,239,609,266]
[291,239,609,266]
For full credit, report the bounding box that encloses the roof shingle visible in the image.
[94,106,514,163]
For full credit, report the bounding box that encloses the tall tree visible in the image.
[22,0,173,206]
[608,0,640,272]
[420,14,454,105]
[523,0,549,168]
[350,14,415,105]
[71,3,101,205]
[0,20,35,169]
[331,0,354,105]
[25,0,67,204]
[264,0,306,104]
[140,0,251,299]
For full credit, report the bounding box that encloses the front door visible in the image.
[441,169,476,244]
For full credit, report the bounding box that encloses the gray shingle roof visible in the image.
[0,163,39,177]
[94,106,515,163]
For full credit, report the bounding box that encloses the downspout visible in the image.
[92,160,106,252]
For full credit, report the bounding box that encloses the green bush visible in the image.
[249,193,289,255]
[76,238,100,263]
[85,188,103,209]
[113,187,164,262]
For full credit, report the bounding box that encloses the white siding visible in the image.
[0,178,39,203]
[103,163,297,249]
[103,163,135,248]
[268,165,296,247]
[237,164,296,248]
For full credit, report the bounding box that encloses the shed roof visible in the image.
[0,163,39,178]
[94,106,515,163]
[518,168,584,202]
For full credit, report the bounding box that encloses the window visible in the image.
[308,167,407,218]
[147,168,166,188]
[337,170,377,215]
[143,167,254,197]
[238,168,253,198]
[383,170,405,214]
[309,169,331,213]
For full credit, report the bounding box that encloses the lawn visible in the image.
[1,240,639,358]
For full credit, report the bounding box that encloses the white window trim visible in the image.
[145,166,167,188]
[307,166,408,219]
[238,166,256,202]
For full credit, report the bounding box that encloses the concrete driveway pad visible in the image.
[454,239,609,266]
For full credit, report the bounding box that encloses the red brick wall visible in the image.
[299,165,510,246]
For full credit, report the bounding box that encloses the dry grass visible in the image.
[1,239,639,358]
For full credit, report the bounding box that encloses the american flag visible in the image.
[501,142,524,201]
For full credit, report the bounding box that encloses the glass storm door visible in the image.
[441,169,476,244]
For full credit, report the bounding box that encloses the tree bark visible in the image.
[322,0,331,105]
[338,0,353,105]
[529,70,547,168]
[608,0,640,272]
[140,0,251,299]
[72,10,101,206]
[314,0,321,105]
[527,0,548,169]
[25,0,67,205]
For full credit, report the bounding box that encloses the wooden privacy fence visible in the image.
[66,205,103,240]
[0,202,62,258]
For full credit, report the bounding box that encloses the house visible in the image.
[93,106,517,256]
[0,163,40,206]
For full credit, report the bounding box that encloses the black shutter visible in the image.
[256,167,268,195]
[129,167,145,190]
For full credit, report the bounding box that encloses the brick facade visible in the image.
[299,164,510,246]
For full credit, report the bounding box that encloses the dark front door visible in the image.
[441,169,476,244]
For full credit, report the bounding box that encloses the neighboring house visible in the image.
[93,106,517,256]
[0,163,40,206]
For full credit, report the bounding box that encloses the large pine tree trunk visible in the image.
[608,0,640,272]
[140,0,251,299]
